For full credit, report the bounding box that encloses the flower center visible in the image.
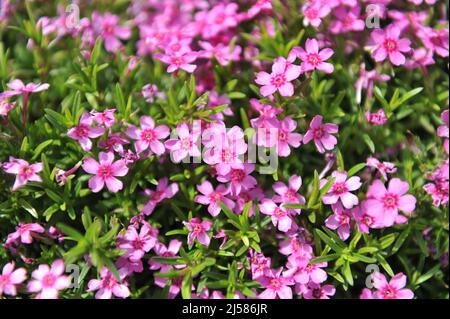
[271,74,286,88]
[42,274,56,288]
[75,125,89,138]
[221,149,234,162]
[274,207,286,218]
[193,224,203,234]
[210,192,223,203]
[313,288,322,298]
[314,127,324,139]
[307,53,321,66]
[269,278,282,290]
[382,193,398,209]
[140,129,155,142]
[332,182,348,195]
[181,137,193,150]
[103,275,116,289]
[231,169,245,182]
[383,38,397,53]
[278,129,288,142]
[98,165,112,178]
[382,286,396,299]
[305,8,318,20]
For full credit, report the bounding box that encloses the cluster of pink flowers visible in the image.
[360,272,414,299]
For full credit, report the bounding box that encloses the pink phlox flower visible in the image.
[259,199,293,232]
[248,249,272,280]
[365,178,417,228]
[370,24,411,66]
[27,259,70,299]
[303,115,339,153]
[67,113,105,151]
[141,83,166,103]
[295,38,334,74]
[199,3,240,39]
[0,262,27,296]
[3,157,43,191]
[141,178,179,215]
[279,237,313,258]
[300,282,336,299]
[325,203,354,240]
[355,64,390,104]
[372,272,414,299]
[284,255,328,285]
[321,171,362,209]
[438,109,449,153]
[165,122,201,163]
[0,94,15,116]
[329,6,365,34]
[206,90,233,121]
[405,47,435,69]
[184,217,212,247]
[272,175,306,214]
[195,180,235,217]
[2,79,49,98]
[217,163,257,196]
[366,156,397,180]
[90,108,116,128]
[199,41,242,66]
[118,223,157,262]
[126,115,170,155]
[99,133,130,153]
[5,223,45,246]
[82,151,129,193]
[365,109,388,126]
[231,187,264,215]
[257,267,293,299]
[149,240,183,271]
[249,98,282,129]
[154,49,198,73]
[353,202,376,234]
[247,0,273,19]
[255,57,301,97]
[87,267,130,299]
[301,1,331,28]
[91,12,131,53]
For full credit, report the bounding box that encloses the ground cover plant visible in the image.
[0,0,448,299]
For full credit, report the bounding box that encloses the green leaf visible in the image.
[376,254,394,277]
[181,272,192,299]
[315,229,343,253]
[218,201,241,228]
[362,134,375,153]
[19,199,38,218]
[347,163,366,177]
[31,140,54,161]
[57,223,84,241]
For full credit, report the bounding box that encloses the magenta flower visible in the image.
[142,178,179,215]
[255,57,301,97]
[273,117,303,157]
[272,175,306,214]
[82,152,129,193]
[217,163,257,196]
[184,217,212,247]
[126,115,170,155]
[257,268,293,299]
[87,267,130,299]
[2,79,49,98]
[301,2,330,28]
[365,178,417,228]
[90,109,116,128]
[259,199,293,232]
[301,282,336,299]
[6,223,45,245]
[438,109,449,153]
[303,115,339,153]
[249,98,282,129]
[142,84,165,103]
[3,158,43,191]
[365,109,388,126]
[249,249,272,280]
[155,50,198,73]
[149,240,183,271]
[67,113,105,151]
[199,41,241,66]
[27,259,71,299]
[353,203,375,234]
[0,95,15,116]
[366,156,397,180]
[118,224,157,261]
[371,25,411,66]
[355,64,390,104]
[295,38,334,74]
[91,12,131,53]
[284,255,328,285]
[329,6,365,34]
[195,180,235,217]
[325,203,354,241]
[165,122,201,163]
[0,262,27,297]
[372,272,414,299]
[322,171,362,209]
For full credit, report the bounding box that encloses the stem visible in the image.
[21,92,29,127]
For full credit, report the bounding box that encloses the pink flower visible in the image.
[195,180,235,217]
[0,95,15,116]
[303,115,339,153]
[301,282,335,299]
[141,84,165,103]
[126,116,170,155]
[247,0,272,19]
[149,240,183,271]
[365,178,417,228]
[259,199,293,232]
[184,217,212,247]
[249,249,272,280]
[272,175,306,214]
[371,25,411,66]
[257,268,293,299]
[419,27,449,58]
[6,223,45,245]
[321,171,362,209]
[217,163,257,196]
[249,98,282,129]
[255,57,301,97]
[82,152,129,193]
[118,224,157,261]
[3,157,43,190]
[365,109,388,126]
[271,117,303,157]
[325,203,354,240]
[27,259,70,299]
[366,156,397,180]
[329,6,365,34]
[2,79,49,97]
[295,38,334,73]
[372,272,414,299]
[301,2,330,28]
[438,109,449,153]
[155,50,198,73]
[199,41,241,66]
[284,255,328,285]
[67,113,105,151]
[142,178,179,215]
[0,262,27,296]
[91,12,131,53]
[87,267,130,299]
[90,109,116,128]
[353,203,375,234]
[200,3,240,39]
[165,122,201,163]
[355,64,390,104]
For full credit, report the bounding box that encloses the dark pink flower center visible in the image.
[305,8,318,20]
[75,125,89,138]
[192,224,204,234]
[274,207,286,218]
[231,169,245,182]
[42,274,56,288]
[0,275,9,286]
[382,193,399,209]
[307,53,321,66]
[269,278,282,290]
[332,182,348,195]
[180,137,193,150]
[383,38,397,53]
[140,129,155,142]
[210,191,224,203]
[271,74,286,88]
[221,149,234,162]
[132,238,144,250]
[312,288,323,298]
[278,129,288,142]
[20,165,34,178]
[381,285,397,299]
[285,189,298,201]
[313,127,324,139]
[98,165,113,178]
[103,275,117,289]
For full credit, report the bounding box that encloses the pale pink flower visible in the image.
[149,240,183,271]
[325,203,353,240]
[360,288,374,299]
[142,178,179,215]
[273,117,303,157]
[329,6,365,34]
[87,267,130,299]
[91,12,131,53]
[257,268,293,299]
[321,171,362,209]
[249,249,272,280]
[353,203,375,234]
[200,3,240,39]
[0,262,27,296]
[155,50,198,73]
[303,115,338,153]
[259,199,293,232]
[371,25,411,66]
[126,116,170,155]
[365,178,417,228]
[255,57,301,97]
[247,0,273,19]
[82,152,129,193]
[27,259,71,299]
[301,2,330,28]
[365,109,388,126]
[372,272,414,299]
[366,156,397,180]
[2,79,49,98]
[141,84,165,103]
[5,223,45,245]
[67,113,105,151]
[165,122,201,163]
[3,157,43,190]
[295,38,334,73]
[419,27,449,58]
[90,109,116,128]
[199,41,241,66]
[249,98,282,129]
[184,218,212,247]
[217,163,257,196]
[195,180,235,217]
[0,95,15,116]
[279,237,313,258]
[118,224,157,261]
